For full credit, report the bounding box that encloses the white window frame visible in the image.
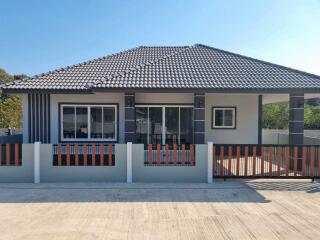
[212,107,236,129]
[135,105,193,145]
[60,104,117,142]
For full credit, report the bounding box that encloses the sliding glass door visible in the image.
[135,105,193,146]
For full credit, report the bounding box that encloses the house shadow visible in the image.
[0,181,270,204]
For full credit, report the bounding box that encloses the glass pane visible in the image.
[90,107,102,138]
[165,107,179,145]
[149,107,162,145]
[214,109,224,126]
[223,110,233,126]
[103,107,115,139]
[180,108,194,145]
[76,107,88,138]
[62,107,75,138]
[136,107,148,145]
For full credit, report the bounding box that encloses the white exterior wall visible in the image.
[22,92,259,144]
[205,94,259,144]
[50,93,125,143]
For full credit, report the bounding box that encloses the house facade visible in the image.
[3,44,320,146]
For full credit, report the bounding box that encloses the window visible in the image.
[60,104,117,141]
[135,105,194,146]
[212,107,236,129]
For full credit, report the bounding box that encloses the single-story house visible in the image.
[3,44,320,146]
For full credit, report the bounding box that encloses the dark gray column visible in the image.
[28,93,51,143]
[194,93,205,144]
[258,95,263,145]
[289,93,304,145]
[124,93,136,143]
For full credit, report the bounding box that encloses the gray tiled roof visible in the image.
[4,44,320,92]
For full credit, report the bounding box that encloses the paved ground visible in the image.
[0,179,319,240]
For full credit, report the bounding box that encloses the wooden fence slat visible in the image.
[220,146,224,176]
[318,147,320,177]
[75,144,79,166]
[57,144,62,166]
[148,144,153,166]
[228,145,232,176]
[302,146,306,177]
[165,144,169,166]
[190,144,194,166]
[277,146,282,177]
[174,144,177,166]
[157,144,161,166]
[6,144,10,166]
[261,146,265,176]
[100,144,104,166]
[294,146,298,177]
[245,146,249,176]
[269,146,273,177]
[236,146,240,176]
[14,144,19,166]
[212,145,216,177]
[108,144,113,166]
[181,144,186,166]
[66,144,70,166]
[310,146,315,177]
[285,146,290,176]
[91,144,96,166]
[83,144,88,166]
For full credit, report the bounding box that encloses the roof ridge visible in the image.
[195,44,320,80]
[5,46,142,88]
[92,45,193,87]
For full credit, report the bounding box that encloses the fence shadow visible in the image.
[245,180,320,194]
[0,182,269,203]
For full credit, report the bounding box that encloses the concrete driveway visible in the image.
[0,179,319,240]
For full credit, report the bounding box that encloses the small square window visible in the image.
[212,107,236,129]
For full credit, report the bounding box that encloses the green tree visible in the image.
[0,68,26,128]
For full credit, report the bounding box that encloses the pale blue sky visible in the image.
[0,0,319,76]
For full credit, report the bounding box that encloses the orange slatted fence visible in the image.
[236,146,240,177]
[66,144,71,166]
[0,144,22,166]
[75,144,79,166]
[211,144,320,179]
[269,146,273,177]
[53,144,115,167]
[144,144,195,166]
[190,144,194,166]
[252,146,256,176]
[277,146,282,177]
[57,144,62,166]
[100,144,104,166]
[181,144,186,166]
[228,145,232,176]
[165,144,169,166]
[108,144,113,166]
[173,144,178,166]
[91,144,96,166]
[157,144,161,166]
[285,146,290,177]
[148,144,153,165]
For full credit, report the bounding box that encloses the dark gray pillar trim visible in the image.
[194,93,205,144]
[28,94,31,143]
[258,95,263,145]
[289,93,304,145]
[124,93,136,143]
[48,94,51,143]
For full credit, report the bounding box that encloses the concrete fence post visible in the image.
[34,142,41,184]
[207,142,213,183]
[127,142,132,183]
